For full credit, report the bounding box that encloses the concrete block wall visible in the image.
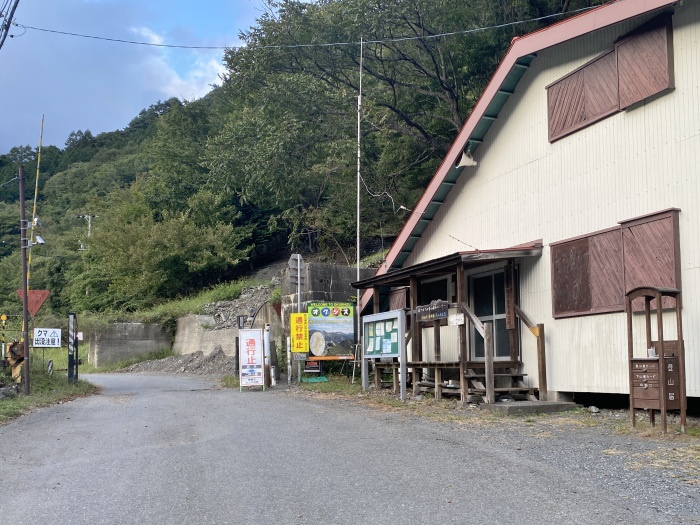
[281,262,374,325]
[88,322,171,367]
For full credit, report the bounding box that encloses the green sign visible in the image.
[307,302,355,357]
[362,310,405,359]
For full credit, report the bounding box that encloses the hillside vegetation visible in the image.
[0,0,604,320]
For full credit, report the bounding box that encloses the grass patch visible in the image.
[0,364,97,424]
[299,375,363,396]
[220,375,240,389]
[27,346,174,374]
[133,278,266,332]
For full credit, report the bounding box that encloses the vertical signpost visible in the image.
[68,313,78,382]
[288,254,305,382]
[1,314,5,358]
[239,328,264,391]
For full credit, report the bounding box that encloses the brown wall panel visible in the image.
[584,50,619,119]
[589,229,624,309]
[389,287,408,311]
[548,70,585,139]
[548,15,673,142]
[623,214,678,310]
[618,22,672,109]
[551,238,591,315]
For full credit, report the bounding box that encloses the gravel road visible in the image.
[0,373,698,525]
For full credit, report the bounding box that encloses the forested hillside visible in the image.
[0,0,604,316]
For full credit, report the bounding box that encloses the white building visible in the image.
[354,0,698,409]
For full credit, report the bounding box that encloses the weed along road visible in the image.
[1,374,697,525]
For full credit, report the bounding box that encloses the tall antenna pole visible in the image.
[354,38,363,381]
[356,38,363,286]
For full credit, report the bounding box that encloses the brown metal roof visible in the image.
[353,240,543,289]
[360,0,679,309]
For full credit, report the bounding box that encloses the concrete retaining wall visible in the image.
[281,262,374,323]
[88,263,359,368]
[172,315,236,356]
[88,323,171,367]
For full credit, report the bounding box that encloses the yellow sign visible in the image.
[290,313,309,352]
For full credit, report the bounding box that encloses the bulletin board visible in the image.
[361,309,407,401]
[362,310,405,359]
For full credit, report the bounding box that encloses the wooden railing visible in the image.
[515,305,547,401]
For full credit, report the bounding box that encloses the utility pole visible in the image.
[0,0,21,52]
[19,165,30,394]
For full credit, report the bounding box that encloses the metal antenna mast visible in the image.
[354,38,363,383]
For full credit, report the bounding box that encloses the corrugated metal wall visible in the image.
[404,3,700,396]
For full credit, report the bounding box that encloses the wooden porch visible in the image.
[352,244,548,405]
[370,300,547,404]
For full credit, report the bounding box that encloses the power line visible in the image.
[11,6,597,52]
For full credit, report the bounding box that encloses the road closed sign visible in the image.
[33,328,62,347]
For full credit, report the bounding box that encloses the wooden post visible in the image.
[485,322,494,404]
[410,277,421,396]
[676,293,687,433]
[626,295,636,428]
[537,324,547,401]
[655,291,668,434]
[434,319,441,400]
[457,264,467,403]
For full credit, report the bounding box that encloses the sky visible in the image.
[0,0,271,154]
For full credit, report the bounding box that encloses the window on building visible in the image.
[547,16,673,142]
[470,271,511,360]
[550,209,680,318]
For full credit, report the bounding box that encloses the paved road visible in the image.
[0,374,696,524]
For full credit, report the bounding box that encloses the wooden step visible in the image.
[466,373,527,378]
[470,387,534,394]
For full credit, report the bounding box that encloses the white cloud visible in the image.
[130,26,165,46]
[0,0,260,153]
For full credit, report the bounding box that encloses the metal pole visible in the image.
[68,313,76,383]
[287,336,292,385]
[19,166,31,394]
[297,254,302,384]
[354,38,364,384]
[264,323,273,387]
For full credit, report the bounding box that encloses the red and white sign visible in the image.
[239,329,264,387]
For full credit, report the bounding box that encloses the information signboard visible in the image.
[415,300,448,322]
[307,302,354,358]
[239,328,264,388]
[363,311,403,358]
[33,328,62,348]
[361,309,407,400]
